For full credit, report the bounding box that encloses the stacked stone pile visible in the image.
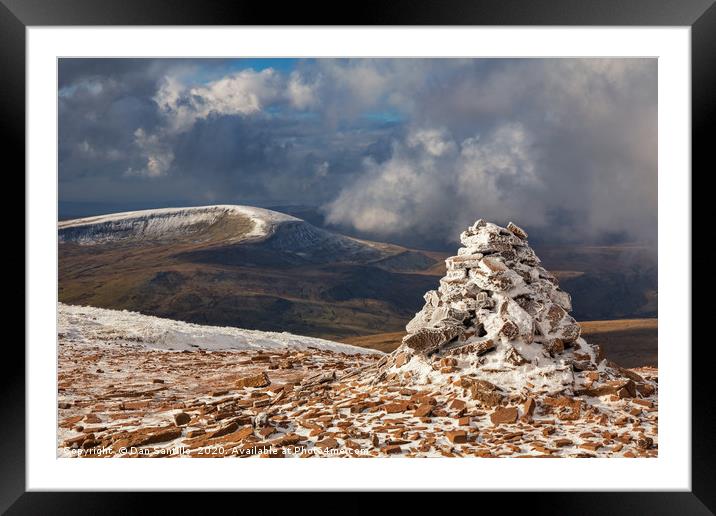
[365,219,653,401]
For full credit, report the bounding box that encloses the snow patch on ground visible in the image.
[58,303,381,355]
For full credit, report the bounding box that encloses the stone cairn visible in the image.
[363,219,654,405]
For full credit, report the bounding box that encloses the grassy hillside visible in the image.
[59,237,440,340]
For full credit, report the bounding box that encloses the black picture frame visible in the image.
[6,0,710,513]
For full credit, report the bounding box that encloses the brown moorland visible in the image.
[341,318,657,368]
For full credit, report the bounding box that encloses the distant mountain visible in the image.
[58,205,441,339]
[59,205,403,265]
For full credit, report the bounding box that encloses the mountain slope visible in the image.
[58,205,394,262]
[58,205,440,339]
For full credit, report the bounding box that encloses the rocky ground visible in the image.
[58,333,657,459]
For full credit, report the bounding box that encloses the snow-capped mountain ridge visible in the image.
[58,204,394,264]
[58,205,299,245]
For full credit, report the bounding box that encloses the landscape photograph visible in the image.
[57,57,657,458]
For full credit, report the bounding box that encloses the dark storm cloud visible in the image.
[59,58,240,91]
[168,114,397,205]
[58,58,657,249]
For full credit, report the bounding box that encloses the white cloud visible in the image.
[136,68,293,178]
[325,122,544,239]
[322,60,391,106]
[154,69,282,133]
[326,155,427,235]
[458,123,537,188]
[124,128,174,178]
[287,71,319,109]
[407,128,456,157]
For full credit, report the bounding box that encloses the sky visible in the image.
[58,58,657,250]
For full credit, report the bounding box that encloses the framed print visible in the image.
[6,0,712,512]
